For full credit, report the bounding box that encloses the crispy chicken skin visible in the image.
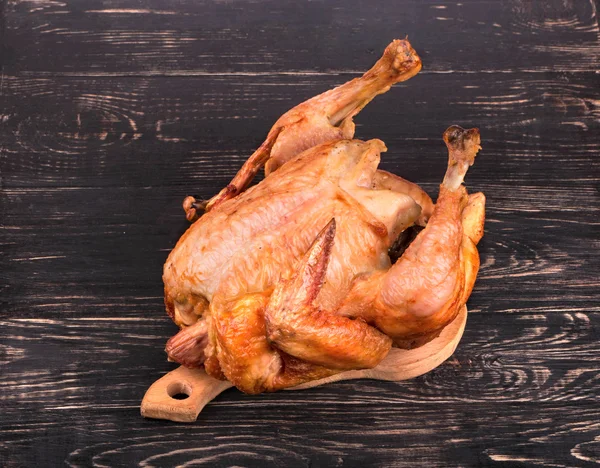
[163,40,485,394]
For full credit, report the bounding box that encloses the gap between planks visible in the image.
[11,69,600,79]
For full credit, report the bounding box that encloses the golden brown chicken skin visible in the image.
[164,127,484,393]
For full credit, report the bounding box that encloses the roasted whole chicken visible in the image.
[162,40,485,394]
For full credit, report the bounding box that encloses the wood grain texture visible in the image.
[3,0,600,74]
[1,0,600,466]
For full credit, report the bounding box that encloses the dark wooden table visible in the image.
[1,0,599,466]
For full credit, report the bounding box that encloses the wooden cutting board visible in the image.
[141,306,467,422]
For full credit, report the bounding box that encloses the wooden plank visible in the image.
[3,0,600,75]
[1,183,599,320]
[1,402,599,467]
[1,72,599,189]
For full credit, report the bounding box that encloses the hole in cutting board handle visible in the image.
[167,381,192,400]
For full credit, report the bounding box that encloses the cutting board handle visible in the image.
[140,365,233,422]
